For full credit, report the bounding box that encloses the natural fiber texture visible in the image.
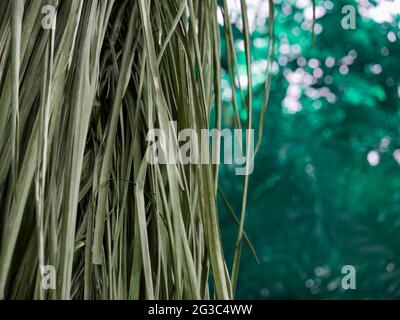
[0,0,303,300]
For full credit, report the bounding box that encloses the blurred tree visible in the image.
[218,0,400,299]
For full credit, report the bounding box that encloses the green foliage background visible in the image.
[218,0,400,299]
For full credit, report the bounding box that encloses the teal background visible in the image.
[218,0,400,299]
